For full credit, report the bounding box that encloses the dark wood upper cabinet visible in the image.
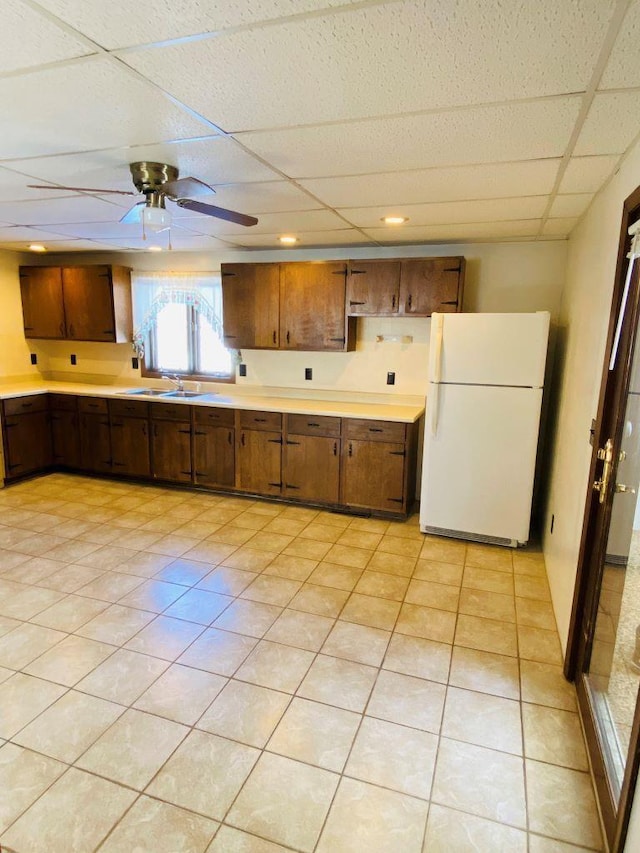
[347,261,401,316]
[399,257,465,315]
[280,262,354,351]
[346,256,465,317]
[221,263,280,349]
[19,264,132,342]
[19,267,66,339]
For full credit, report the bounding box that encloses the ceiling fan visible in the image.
[28,161,259,237]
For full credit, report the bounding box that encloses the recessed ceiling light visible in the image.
[28,243,47,252]
[381,216,408,225]
[279,235,298,245]
[147,245,163,252]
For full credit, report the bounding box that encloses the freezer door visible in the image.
[429,312,550,387]
[420,384,543,544]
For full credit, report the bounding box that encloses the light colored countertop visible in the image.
[0,381,425,424]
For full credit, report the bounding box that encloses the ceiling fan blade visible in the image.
[162,176,214,200]
[28,184,137,196]
[119,201,145,224]
[175,198,258,227]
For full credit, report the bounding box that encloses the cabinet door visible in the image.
[399,258,464,316]
[280,262,348,350]
[221,263,280,349]
[51,409,81,468]
[347,261,400,316]
[3,411,52,478]
[79,412,112,473]
[151,420,192,483]
[194,425,235,487]
[283,434,340,503]
[342,439,406,513]
[19,267,65,339]
[111,417,151,477]
[236,429,282,495]
[62,266,116,341]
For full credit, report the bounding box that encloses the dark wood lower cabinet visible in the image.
[283,434,340,503]
[79,412,112,473]
[111,417,151,478]
[151,420,192,483]
[341,439,407,513]
[2,410,52,479]
[194,425,235,488]
[50,409,81,468]
[236,429,282,495]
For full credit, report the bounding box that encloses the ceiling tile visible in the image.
[0,225,82,243]
[123,1,612,131]
[542,218,578,236]
[340,197,548,228]
[176,208,348,236]
[96,231,231,251]
[363,220,542,243]
[225,229,375,248]
[0,0,92,73]
[0,166,80,203]
[0,56,210,160]
[573,91,640,156]
[299,160,562,208]
[6,137,278,201]
[0,195,124,226]
[34,220,150,239]
[558,155,620,193]
[172,181,321,216]
[548,194,593,218]
[36,0,358,50]
[238,98,582,178]
[599,0,640,89]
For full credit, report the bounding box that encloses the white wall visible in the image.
[0,250,40,381]
[25,240,566,395]
[543,137,640,658]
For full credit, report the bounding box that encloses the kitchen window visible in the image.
[132,271,233,380]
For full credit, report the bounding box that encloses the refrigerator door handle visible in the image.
[430,383,440,436]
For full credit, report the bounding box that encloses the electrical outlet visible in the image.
[70,354,77,365]
[30,353,37,365]
[305,368,313,380]
[386,371,395,385]
[131,357,139,370]
[239,363,247,377]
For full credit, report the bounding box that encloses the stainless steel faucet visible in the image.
[162,373,184,391]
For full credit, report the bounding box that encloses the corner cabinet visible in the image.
[347,257,465,317]
[221,261,356,352]
[1,395,52,480]
[19,265,132,342]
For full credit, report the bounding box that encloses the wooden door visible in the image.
[280,262,348,350]
[62,266,116,341]
[221,263,280,349]
[399,258,464,316]
[194,425,235,487]
[79,412,112,473]
[3,411,52,478]
[236,429,282,495]
[347,261,400,316]
[19,266,66,339]
[342,439,406,512]
[283,434,340,503]
[51,409,81,468]
[111,417,151,477]
[151,420,192,483]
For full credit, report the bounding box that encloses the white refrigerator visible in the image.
[420,311,550,547]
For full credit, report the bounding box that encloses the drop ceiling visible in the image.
[0,0,638,253]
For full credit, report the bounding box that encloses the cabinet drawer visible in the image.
[343,418,406,442]
[239,410,282,431]
[78,396,108,415]
[287,413,341,437]
[109,399,149,419]
[3,395,48,416]
[48,393,77,412]
[151,401,192,422]
[194,406,235,427]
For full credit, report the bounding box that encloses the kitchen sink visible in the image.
[162,390,209,398]
[119,388,169,396]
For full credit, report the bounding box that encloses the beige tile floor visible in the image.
[0,473,603,853]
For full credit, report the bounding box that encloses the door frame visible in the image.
[566,184,640,851]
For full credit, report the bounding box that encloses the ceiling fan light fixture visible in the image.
[279,235,297,244]
[382,216,408,225]
[142,203,171,234]
[28,243,47,252]
[147,245,163,252]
